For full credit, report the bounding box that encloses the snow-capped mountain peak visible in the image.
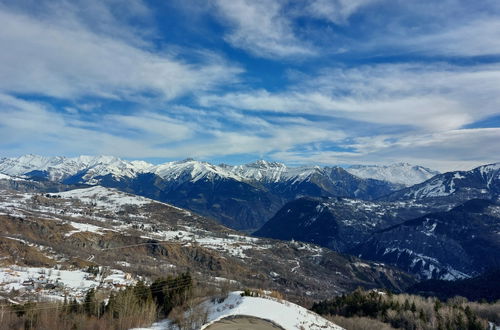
[228,160,289,182]
[0,155,154,182]
[386,162,500,201]
[0,154,444,189]
[346,163,439,186]
[153,159,245,182]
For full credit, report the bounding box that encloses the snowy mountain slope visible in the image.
[227,160,399,202]
[153,159,245,183]
[254,196,445,252]
[227,160,397,195]
[351,199,500,280]
[0,265,134,301]
[227,160,320,183]
[385,162,500,201]
[346,163,439,186]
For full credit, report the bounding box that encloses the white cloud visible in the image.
[0,94,192,157]
[213,0,316,58]
[272,128,500,171]
[199,63,500,131]
[105,113,194,142]
[212,0,500,58]
[197,62,500,170]
[0,93,347,160]
[354,1,500,58]
[306,0,377,24]
[383,17,500,57]
[0,4,241,101]
[5,0,155,45]
[1,91,497,171]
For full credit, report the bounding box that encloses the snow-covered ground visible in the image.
[0,265,134,301]
[201,291,342,330]
[55,186,154,209]
[65,221,115,237]
[133,291,343,330]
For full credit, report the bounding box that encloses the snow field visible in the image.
[200,291,343,330]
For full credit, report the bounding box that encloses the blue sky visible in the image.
[0,0,499,171]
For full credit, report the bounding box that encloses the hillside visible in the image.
[0,183,415,305]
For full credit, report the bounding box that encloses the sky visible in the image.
[0,0,499,171]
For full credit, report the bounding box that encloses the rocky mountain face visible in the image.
[0,156,400,231]
[350,199,500,280]
[0,183,415,302]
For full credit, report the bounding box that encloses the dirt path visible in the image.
[204,315,285,330]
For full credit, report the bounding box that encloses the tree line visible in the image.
[311,288,498,330]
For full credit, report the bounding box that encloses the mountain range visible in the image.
[0,155,434,231]
[0,182,414,303]
[255,162,500,279]
[1,155,498,281]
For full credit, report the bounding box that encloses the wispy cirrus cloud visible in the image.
[199,63,500,131]
[198,62,500,170]
[305,0,378,24]
[213,0,316,59]
[0,93,348,161]
[404,18,500,57]
[0,1,241,101]
[211,0,500,59]
[342,0,500,58]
